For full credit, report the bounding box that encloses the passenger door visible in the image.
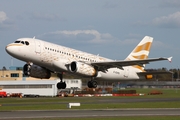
[35,40,41,53]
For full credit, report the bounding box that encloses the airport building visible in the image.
[0,66,82,97]
[1,66,179,97]
[0,79,82,97]
[0,66,57,81]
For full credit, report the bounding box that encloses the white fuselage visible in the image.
[6,38,141,81]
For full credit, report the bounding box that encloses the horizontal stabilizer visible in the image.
[137,71,173,75]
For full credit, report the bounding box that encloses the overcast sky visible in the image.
[0,0,180,69]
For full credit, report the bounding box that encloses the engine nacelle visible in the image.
[69,61,97,77]
[23,64,51,79]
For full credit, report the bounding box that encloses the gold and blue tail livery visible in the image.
[125,36,153,70]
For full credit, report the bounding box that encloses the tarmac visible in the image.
[0,108,180,119]
[0,97,180,119]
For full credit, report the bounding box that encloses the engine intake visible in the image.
[69,61,97,77]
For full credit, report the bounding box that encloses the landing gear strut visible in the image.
[56,73,66,89]
[87,80,97,88]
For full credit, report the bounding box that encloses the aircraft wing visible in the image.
[91,57,172,71]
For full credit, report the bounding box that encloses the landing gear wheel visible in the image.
[57,82,61,89]
[57,82,66,89]
[87,81,93,88]
[92,81,97,88]
[62,82,66,89]
[57,73,66,89]
[87,80,97,88]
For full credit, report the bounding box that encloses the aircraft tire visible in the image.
[62,82,66,89]
[87,80,97,88]
[57,82,66,89]
[87,81,93,88]
[57,82,61,89]
[92,80,97,88]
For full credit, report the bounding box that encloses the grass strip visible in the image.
[5,116,180,120]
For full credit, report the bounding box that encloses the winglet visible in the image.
[167,56,173,63]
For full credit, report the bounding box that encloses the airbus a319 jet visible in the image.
[5,36,172,89]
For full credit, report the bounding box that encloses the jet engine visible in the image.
[69,61,97,77]
[23,64,51,79]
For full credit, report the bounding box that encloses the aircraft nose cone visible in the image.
[5,43,26,60]
[5,44,16,55]
[5,44,11,53]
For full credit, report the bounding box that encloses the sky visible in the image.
[0,0,180,70]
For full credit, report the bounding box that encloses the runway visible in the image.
[0,108,180,119]
[1,97,180,119]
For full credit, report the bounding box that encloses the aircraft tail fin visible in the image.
[125,36,153,70]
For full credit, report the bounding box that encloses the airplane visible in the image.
[5,36,172,89]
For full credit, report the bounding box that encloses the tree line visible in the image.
[145,68,180,81]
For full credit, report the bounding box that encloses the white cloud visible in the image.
[152,12,180,28]
[40,30,146,48]
[159,0,180,8]
[0,11,15,30]
[153,41,167,48]
[0,11,8,23]
[45,30,115,44]
[121,39,139,45]
[31,13,66,22]
[102,2,118,9]
[152,40,177,52]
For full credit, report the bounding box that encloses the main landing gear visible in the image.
[87,80,98,88]
[56,73,97,89]
[56,73,66,89]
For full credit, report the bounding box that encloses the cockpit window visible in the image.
[21,41,24,44]
[14,40,30,46]
[14,41,21,43]
[25,41,29,45]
